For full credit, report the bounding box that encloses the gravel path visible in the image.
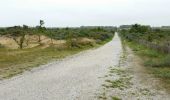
[0,33,122,100]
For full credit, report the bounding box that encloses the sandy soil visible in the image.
[0,35,66,49]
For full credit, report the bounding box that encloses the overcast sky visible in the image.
[0,0,170,27]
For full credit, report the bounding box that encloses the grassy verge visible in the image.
[0,38,113,79]
[0,47,86,79]
[123,40,170,90]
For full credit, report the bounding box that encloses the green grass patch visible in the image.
[126,41,170,68]
[127,41,162,58]
[111,96,122,100]
[144,55,170,68]
[151,67,170,79]
[109,68,125,76]
[104,77,132,90]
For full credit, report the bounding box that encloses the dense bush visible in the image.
[119,24,170,53]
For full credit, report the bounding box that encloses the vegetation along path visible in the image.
[0,33,169,100]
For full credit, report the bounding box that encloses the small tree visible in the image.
[37,20,45,43]
[9,26,28,49]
